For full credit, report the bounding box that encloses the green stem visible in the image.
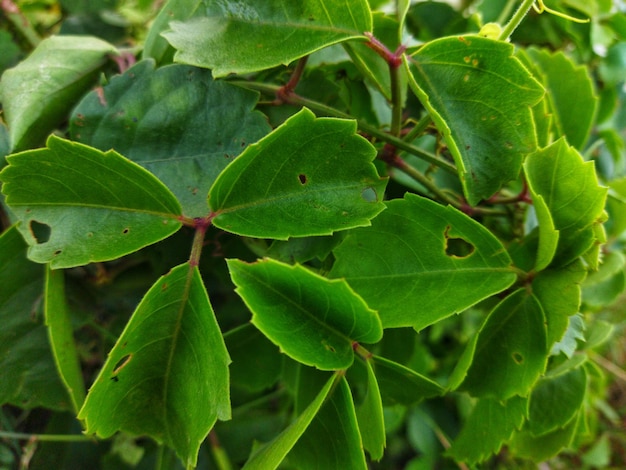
[392,158,462,208]
[389,61,403,137]
[1,0,41,48]
[209,431,233,470]
[189,218,210,267]
[402,114,432,143]
[0,431,93,443]
[498,0,536,41]
[231,81,457,175]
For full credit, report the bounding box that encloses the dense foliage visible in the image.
[1,0,626,468]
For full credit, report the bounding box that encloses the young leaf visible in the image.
[405,36,544,205]
[0,136,183,268]
[0,35,117,151]
[355,358,385,461]
[210,108,386,239]
[163,0,373,77]
[78,262,231,468]
[70,60,270,217]
[372,355,444,405]
[330,193,516,330]
[526,47,598,150]
[45,267,86,413]
[448,396,527,464]
[227,258,382,370]
[0,226,71,410]
[287,377,367,469]
[453,290,547,400]
[242,373,337,470]
[525,138,608,267]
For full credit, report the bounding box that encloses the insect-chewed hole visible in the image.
[444,226,475,258]
[113,354,133,374]
[122,227,130,235]
[29,220,51,244]
[298,174,307,185]
[512,352,524,364]
[361,187,377,202]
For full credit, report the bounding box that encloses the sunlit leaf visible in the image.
[0,136,182,268]
[455,289,547,400]
[0,35,116,151]
[355,358,385,461]
[78,262,231,468]
[405,35,544,205]
[227,258,382,370]
[0,226,71,410]
[163,0,373,77]
[70,60,270,217]
[210,108,386,239]
[330,193,515,329]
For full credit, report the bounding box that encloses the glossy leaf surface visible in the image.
[406,36,544,205]
[0,35,116,151]
[227,258,382,370]
[0,136,182,268]
[0,226,70,410]
[163,0,372,76]
[330,193,515,329]
[456,290,547,400]
[71,60,270,217]
[210,108,386,239]
[78,263,231,467]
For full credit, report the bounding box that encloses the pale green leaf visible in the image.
[78,262,231,468]
[355,358,385,461]
[405,36,544,205]
[0,226,71,410]
[210,108,386,239]
[372,355,443,405]
[70,60,270,217]
[227,258,382,370]
[551,314,586,358]
[527,47,597,149]
[330,193,515,329]
[163,0,373,77]
[448,396,527,464]
[525,138,608,267]
[583,251,626,307]
[44,267,86,413]
[242,373,337,470]
[510,414,579,461]
[457,289,547,400]
[0,136,183,268]
[0,35,116,151]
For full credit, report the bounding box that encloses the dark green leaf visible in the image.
[406,36,544,205]
[78,262,231,468]
[242,373,337,469]
[0,35,116,151]
[45,267,86,413]
[0,136,182,268]
[210,108,386,239]
[455,289,547,400]
[0,226,70,410]
[227,258,382,370]
[163,0,373,76]
[330,193,515,329]
[70,60,270,217]
[510,414,579,461]
[448,396,527,464]
[355,358,385,461]
[372,355,443,405]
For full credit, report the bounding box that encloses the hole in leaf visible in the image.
[444,226,475,258]
[361,187,377,203]
[29,220,51,244]
[53,249,62,256]
[113,354,133,374]
[122,227,130,235]
[298,174,307,184]
[512,352,524,364]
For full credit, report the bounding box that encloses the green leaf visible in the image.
[0,136,183,268]
[510,413,579,461]
[551,314,586,358]
[527,47,597,149]
[242,373,337,469]
[355,358,385,461]
[210,108,386,239]
[0,35,116,151]
[78,262,231,468]
[527,360,587,436]
[163,0,373,77]
[330,193,515,329]
[405,36,544,205]
[227,258,382,370]
[583,251,626,307]
[44,267,86,413]
[524,138,608,267]
[455,289,547,400]
[372,355,443,405]
[287,377,367,469]
[448,396,527,464]
[70,60,270,217]
[0,226,71,410]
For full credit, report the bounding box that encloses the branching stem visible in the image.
[0,431,92,442]
[1,0,41,48]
